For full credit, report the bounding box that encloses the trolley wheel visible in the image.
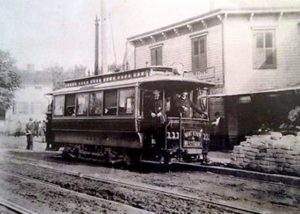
[162,152,171,165]
[62,149,72,160]
[124,150,141,167]
[52,144,60,151]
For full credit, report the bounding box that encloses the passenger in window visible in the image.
[165,97,171,115]
[175,91,207,118]
[94,106,102,115]
[67,106,75,116]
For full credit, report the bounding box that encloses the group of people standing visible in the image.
[146,89,227,152]
[24,118,46,150]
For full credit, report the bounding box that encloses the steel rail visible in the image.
[7,153,299,189]
[0,170,154,214]
[1,159,261,214]
[81,174,261,214]
[0,198,36,214]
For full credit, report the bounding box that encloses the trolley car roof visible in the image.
[50,67,214,95]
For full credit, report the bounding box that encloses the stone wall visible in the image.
[231,132,300,176]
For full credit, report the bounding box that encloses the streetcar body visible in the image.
[46,67,213,164]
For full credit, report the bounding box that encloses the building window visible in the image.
[104,90,117,115]
[253,30,276,69]
[53,95,65,116]
[150,46,162,66]
[119,88,135,115]
[192,36,207,71]
[89,91,103,115]
[76,93,89,116]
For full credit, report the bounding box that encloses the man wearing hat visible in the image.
[25,118,34,150]
[148,90,167,151]
[175,91,207,118]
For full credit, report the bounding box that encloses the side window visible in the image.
[76,93,89,116]
[193,89,208,118]
[89,91,103,115]
[104,90,117,115]
[119,88,135,115]
[65,94,75,116]
[54,95,65,116]
[253,30,276,69]
[150,46,163,66]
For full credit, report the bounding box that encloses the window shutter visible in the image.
[151,48,156,66]
[192,39,200,71]
[157,47,162,65]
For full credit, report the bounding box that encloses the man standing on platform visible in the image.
[175,91,207,118]
[149,90,167,151]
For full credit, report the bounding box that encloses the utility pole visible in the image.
[101,0,107,74]
[94,16,100,75]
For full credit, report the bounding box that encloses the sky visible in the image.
[0,0,299,71]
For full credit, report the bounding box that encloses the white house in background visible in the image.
[127,8,300,148]
[3,84,52,134]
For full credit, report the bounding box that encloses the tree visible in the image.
[46,66,65,90]
[46,65,86,90]
[0,50,21,111]
[108,63,122,72]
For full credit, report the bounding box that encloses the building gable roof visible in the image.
[128,7,300,44]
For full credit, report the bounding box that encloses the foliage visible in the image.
[46,65,87,90]
[0,50,21,111]
[108,63,122,72]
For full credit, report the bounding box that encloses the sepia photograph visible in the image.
[0,0,300,213]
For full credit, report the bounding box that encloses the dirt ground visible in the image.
[0,136,300,213]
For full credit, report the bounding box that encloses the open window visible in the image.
[89,91,103,115]
[65,94,75,116]
[119,88,135,115]
[76,93,89,116]
[193,88,208,118]
[104,90,117,115]
[53,95,65,116]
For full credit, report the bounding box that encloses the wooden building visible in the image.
[127,8,300,149]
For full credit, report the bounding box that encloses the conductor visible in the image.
[175,91,207,118]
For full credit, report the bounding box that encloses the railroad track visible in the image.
[0,170,154,214]
[71,172,261,214]
[0,198,36,214]
[1,158,261,214]
[7,152,299,188]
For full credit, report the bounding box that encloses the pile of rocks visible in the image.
[231,132,300,176]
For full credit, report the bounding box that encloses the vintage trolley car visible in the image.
[46,67,213,164]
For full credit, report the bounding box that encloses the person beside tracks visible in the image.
[25,118,34,150]
[211,112,226,150]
